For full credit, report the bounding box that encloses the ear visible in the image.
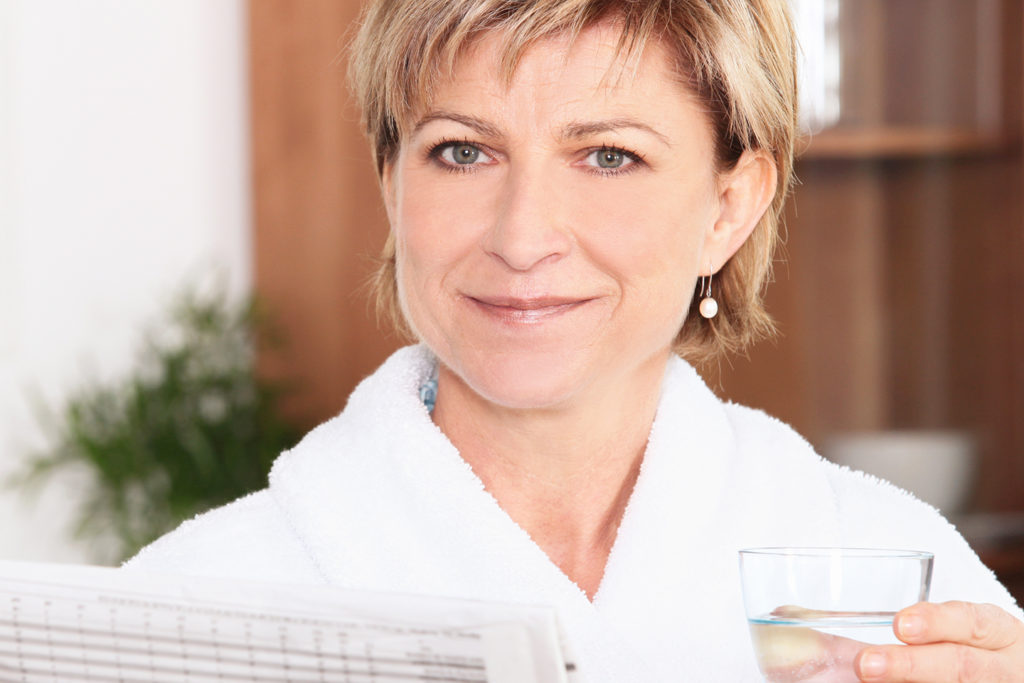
[701,149,777,274]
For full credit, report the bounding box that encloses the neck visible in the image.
[431,351,670,598]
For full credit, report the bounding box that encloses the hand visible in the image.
[854,601,1024,682]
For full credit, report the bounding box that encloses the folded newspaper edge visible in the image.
[0,559,582,683]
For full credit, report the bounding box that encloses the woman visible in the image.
[127,0,1024,679]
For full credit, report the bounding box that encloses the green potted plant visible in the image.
[15,285,301,564]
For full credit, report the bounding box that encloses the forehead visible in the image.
[468,21,645,85]
[407,21,704,131]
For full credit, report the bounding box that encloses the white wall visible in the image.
[0,0,251,563]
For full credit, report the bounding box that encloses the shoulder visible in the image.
[723,402,1021,615]
[721,401,816,452]
[720,401,959,541]
[828,464,1020,615]
[123,489,322,584]
[660,357,822,468]
[719,401,826,481]
[719,400,934,518]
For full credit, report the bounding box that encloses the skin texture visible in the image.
[382,21,775,600]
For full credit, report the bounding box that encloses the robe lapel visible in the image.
[590,357,842,680]
[269,346,654,681]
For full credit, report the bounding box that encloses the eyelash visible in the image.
[424,138,646,176]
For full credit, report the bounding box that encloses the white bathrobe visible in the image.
[125,345,1022,681]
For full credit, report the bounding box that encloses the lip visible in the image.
[465,294,595,324]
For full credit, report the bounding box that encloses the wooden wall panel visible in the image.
[249,0,398,426]
[944,156,1024,510]
[716,0,1024,511]
[883,161,956,429]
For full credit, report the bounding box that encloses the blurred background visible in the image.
[0,0,1021,598]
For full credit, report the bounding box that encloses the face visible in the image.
[383,23,735,412]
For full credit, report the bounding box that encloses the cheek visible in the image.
[392,172,495,331]
[392,181,440,331]
[574,180,711,299]
[394,179,461,279]
[394,168,498,261]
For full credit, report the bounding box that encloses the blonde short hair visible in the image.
[350,0,797,363]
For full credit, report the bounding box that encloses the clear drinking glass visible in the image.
[739,548,934,683]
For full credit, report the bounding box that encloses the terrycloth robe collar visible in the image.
[268,345,841,681]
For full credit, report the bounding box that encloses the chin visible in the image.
[448,346,594,411]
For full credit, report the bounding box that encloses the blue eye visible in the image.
[450,144,479,164]
[437,143,492,166]
[584,147,638,172]
[597,149,624,168]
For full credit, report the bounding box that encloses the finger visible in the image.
[751,624,867,682]
[855,642,1002,683]
[893,601,1019,650]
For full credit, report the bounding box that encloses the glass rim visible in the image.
[739,547,934,560]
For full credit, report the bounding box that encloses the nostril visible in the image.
[484,172,573,270]
[484,218,572,271]
[486,241,569,272]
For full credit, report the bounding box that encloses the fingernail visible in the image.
[859,651,887,678]
[898,614,923,638]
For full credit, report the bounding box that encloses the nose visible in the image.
[484,163,573,271]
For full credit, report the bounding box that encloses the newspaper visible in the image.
[0,560,581,682]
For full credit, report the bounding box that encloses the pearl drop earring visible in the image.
[699,272,718,319]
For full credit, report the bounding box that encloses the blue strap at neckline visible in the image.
[419,365,439,413]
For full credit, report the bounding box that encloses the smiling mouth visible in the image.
[466,295,594,324]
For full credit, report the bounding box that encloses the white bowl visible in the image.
[823,431,977,515]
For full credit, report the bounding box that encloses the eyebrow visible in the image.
[412,111,670,148]
[412,111,502,139]
[560,118,671,147]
